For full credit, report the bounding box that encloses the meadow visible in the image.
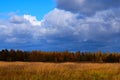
[0,62,120,80]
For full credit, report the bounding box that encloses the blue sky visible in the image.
[0,0,120,52]
[0,0,55,20]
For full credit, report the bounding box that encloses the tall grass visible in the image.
[0,62,120,80]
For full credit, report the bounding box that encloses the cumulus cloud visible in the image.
[0,0,120,51]
[10,14,41,26]
[24,15,41,26]
[44,8,120,44]
[10,15,25,24]
[41,7,120,52]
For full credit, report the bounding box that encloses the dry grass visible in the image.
[0,62,120,80]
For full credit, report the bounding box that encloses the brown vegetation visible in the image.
[0,62,120,80]
[0,49,120,62]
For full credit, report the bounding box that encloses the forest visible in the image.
[0,49,120,63]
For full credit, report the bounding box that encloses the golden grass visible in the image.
[0,62,120,80]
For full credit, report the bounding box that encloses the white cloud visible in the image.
[42,8,77,35]
[41,8,120,44]
[9,14,41,26]
[10,15,25,24]
[24,15,41,26]
[0,4,120,51]
[1,8,120,43]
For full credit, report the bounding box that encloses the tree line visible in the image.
[0,49,120,63]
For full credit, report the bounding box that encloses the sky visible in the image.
[0,0,55,20]
[0,0,120,52]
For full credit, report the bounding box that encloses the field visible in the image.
[0,62,120,80]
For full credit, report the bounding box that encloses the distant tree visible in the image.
[0,49,120,63]
[0,49,9,61]
[9,49,16,61]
